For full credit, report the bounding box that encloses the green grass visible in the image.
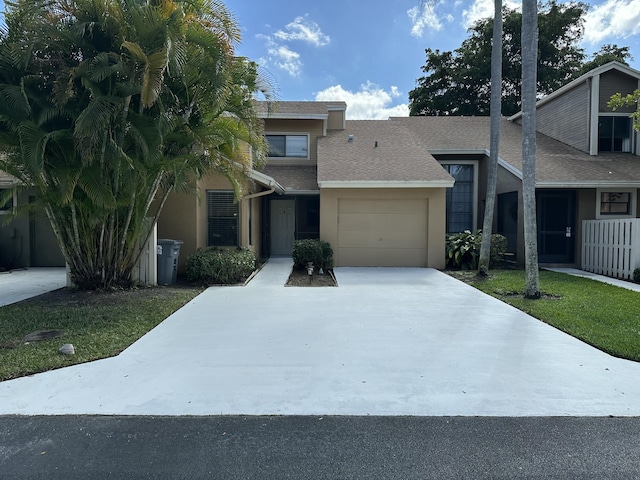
[458,270,640,361]
[0,286,202,382]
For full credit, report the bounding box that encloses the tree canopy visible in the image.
[0,0,268,289]
[409,1,631,117]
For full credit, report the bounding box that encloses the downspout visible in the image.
[243,187,275,201]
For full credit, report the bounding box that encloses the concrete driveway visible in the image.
[1,257,639,416]
[0,267,67,307]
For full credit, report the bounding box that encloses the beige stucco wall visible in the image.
[264,119,325,165]
[320,187,447,269]
[157,189,200,273]
[327,109,345,131]
[158,174,264,274]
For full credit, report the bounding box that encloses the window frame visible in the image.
[438,160,478,234]
[265,133,310,159]
[206,190,239,247]
[0,188,16,215]
[597,115,632,153]
[595,188,637,219]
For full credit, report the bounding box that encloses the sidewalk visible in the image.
[544,267,640,292]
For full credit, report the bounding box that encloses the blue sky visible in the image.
[2,0,640,119]
[228,0,640,118]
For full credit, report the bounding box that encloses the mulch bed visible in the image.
[286,268,337,287]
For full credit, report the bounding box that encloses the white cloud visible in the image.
[314,82,409,120]
[257,35,303,77]
[462,0,520,29]
[583,0,640,44]
[256,15,329,78]
[407,3,444,37]
[274,15,330,47]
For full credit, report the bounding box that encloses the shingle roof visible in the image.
[317,120,454,185]
[392,116,640,186]
[260,165,319,192]
[255,101,346,118]
[0,170,17,187]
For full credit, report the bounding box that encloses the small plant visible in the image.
[446,230,480,270]
[185,248,256,285]
[292,239,333,271]
[634,268,640,283]
[445,230,507,270]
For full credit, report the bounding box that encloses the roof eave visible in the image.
[248,169,285,194]
[318,180,454,189]
[536,180,640,188]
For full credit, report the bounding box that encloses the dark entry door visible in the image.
[536,190,575,263]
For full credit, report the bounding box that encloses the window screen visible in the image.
[207,191,238,246]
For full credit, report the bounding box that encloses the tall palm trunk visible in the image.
[521,0,541,298]
[478,0,502,276]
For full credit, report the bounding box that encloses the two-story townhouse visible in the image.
[158,100,454,270]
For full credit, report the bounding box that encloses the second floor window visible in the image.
[598,116,632,153]
[266,135,308,158]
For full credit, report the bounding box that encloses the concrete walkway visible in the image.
[545,267,640,292]
[0,267,67,307]
[1,257,640,417]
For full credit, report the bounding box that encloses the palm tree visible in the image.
[477,0,502,276]
[521,0,541,298]
[0,0,267,290]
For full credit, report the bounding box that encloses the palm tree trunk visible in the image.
[521,0,541,298]
[478,0,502,276]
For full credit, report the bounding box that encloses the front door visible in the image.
[537,190,575,263]
[270,200,295,256]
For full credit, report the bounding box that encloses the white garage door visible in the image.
[337,198,428,267]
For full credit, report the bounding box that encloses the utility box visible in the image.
[157,239,183,285]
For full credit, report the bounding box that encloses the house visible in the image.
[0,171,65,269]
[3,60,639,279]
[160,61,640,278]
[158,101,455,269]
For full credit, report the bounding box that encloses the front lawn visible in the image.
[0,286,203,382]
[449,270,640,362]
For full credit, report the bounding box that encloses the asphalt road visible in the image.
[2,416,640,479]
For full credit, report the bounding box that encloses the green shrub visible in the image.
[292,239,333,271]
[489,233,508,267]
[445,230,507,270]
[634,268,640,283]
[446,230,480,270]
[185,248,256,285]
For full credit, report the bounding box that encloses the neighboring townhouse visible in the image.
[394,61,640,276]
[0,171,65,269]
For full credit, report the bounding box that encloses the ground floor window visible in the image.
[600,192,631,215]
[0,188,15,214]
[207,190,238,246]
[443,164,474,233]
[596,188,637,218]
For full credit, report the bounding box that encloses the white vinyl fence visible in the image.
[582,219,640,280]
[132,219,157,285]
